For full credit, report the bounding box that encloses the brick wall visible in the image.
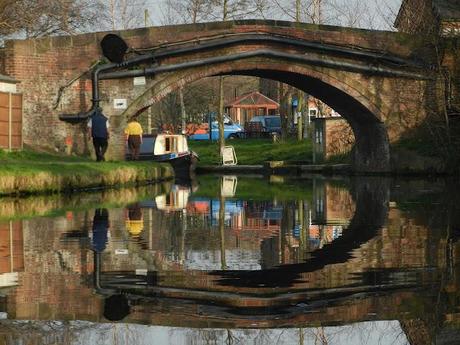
[395,0,438,35]
[0,49,5,75]
[0,20,440,163]
[324,118,354,158]
[313,117,354,162]
[443,39,460,113]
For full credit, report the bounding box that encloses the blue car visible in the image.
[249,115,282,134]
[189,120,244,140]
[189,113,244,140]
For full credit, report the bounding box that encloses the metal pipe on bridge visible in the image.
[150,33,422,68]
[99,49,432,81]
[59,31,431,124]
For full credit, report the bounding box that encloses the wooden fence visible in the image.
[0,91,22,150]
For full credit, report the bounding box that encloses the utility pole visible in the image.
[217,0,228,163]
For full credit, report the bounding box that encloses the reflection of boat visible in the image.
[155,184,191,212]
[128,134,198,179]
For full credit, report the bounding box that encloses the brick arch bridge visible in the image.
[1,20,444,171]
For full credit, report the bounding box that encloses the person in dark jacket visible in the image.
[87,107,110,161]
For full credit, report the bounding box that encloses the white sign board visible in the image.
[133,76,146,86]
[113,98,127,109]
[221,146,237,166]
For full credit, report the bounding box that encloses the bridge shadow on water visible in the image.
[93,177,460,345]
[209,177,390,288]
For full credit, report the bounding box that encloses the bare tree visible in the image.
[159,0,183,25]
[212,0,269,159]
[175,0,216,23]
[160,0,217,134]
[329,0,377,29]
[271,0,334,24]
[374,0,402,30]
[268,0,399,29]
[0,0,107,40]
[106,0,149,30]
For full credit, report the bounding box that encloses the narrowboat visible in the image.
[126,133,198,179]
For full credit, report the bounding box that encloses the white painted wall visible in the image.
[0,82,17,93]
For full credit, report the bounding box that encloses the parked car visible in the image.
[189,116,244,140]
[249,115,281,134]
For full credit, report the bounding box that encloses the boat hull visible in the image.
[156,153,197,180]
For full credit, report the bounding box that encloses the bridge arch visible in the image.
[3,20,435,168]
[124,57,391,172]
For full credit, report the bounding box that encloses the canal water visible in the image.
[0,174,459,344]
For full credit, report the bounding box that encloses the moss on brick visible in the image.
[71,33,98,47]
[34,37,52,54]
[51,36,73,49]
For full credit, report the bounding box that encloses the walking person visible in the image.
[87,107,110,162]
[124,117,143,160]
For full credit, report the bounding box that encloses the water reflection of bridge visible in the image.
[0,178,459,344]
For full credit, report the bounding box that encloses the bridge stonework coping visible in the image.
[0,20,450,172]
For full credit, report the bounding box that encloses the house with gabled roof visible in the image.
[225,91,279,125]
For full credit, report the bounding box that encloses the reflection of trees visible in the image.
[0,321,412,344]
[157,322,410,345]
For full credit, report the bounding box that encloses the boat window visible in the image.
[165,137,171,152]
[164,136,180,153]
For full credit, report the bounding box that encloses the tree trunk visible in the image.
[218,76,225,162]
[179,86,186,134]
[297,91,303,141]
[279,82,289,140]
[219,191,226,269]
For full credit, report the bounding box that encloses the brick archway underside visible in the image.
[124,60,391,172]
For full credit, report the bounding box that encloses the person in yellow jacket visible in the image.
[124,117,143,160]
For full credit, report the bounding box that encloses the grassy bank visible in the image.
[0,150,173,196]
[189,138,313,166]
